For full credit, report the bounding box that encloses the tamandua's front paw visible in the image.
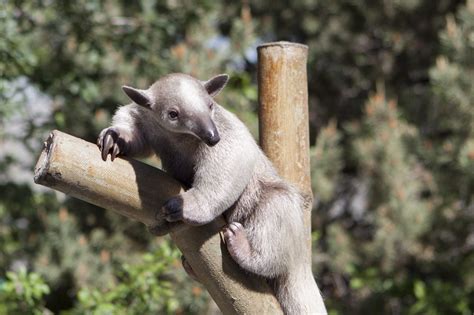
[97,127,128,161]
[223,222,251,264]
[162,196,184,222]
[161,193,212,225]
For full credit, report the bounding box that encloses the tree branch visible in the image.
[34,130,282,315]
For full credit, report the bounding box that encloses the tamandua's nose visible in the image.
[205,129,220,146]
[196,117,220,146]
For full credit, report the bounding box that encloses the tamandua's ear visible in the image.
[203,74,229,97]
[122,85,152,107]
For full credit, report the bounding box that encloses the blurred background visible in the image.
[1,0,473,314]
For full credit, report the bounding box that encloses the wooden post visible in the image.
[258,41,313,249]
[34,130,282,315]
[258,42,327,314]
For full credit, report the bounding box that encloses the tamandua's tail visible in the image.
[272,265,327,315]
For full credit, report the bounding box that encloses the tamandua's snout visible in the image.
[199,120,220,146]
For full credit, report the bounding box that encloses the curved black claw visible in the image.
[97,128,126,162]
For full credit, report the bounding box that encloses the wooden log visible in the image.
[34,130,282,315]
[257,41,313,249]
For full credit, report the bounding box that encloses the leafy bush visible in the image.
[0,268,51,315]
[67,241,208,315]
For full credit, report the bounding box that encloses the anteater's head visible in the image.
[122,73,228,147]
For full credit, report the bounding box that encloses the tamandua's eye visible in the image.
[168,110,179,120]
[209,102,214,110]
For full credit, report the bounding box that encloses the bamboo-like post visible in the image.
[34,130,282,315]
[258,41,313,248]
[258,41,327,314]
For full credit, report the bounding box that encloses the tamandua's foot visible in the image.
[181,255,199,282]
[223,222,252,266]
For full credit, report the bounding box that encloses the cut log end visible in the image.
[257,41,308,50]
[34,131,57,186]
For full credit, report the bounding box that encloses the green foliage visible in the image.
[1,0,474,314]
[249,0,462,130]
[317,93,435,313]
[310,2,474,314]
[409,279,472,315]
[0,268,51,315]
[0,184,59,275]
[428,0,474,198]
[67,242,207,315]
[311,121,342,203]
[351,93,431,270]
[1,1,252,313]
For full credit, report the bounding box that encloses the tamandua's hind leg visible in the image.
[223,221,289,278]
[183,223,256,282]
[223,186,302,278]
